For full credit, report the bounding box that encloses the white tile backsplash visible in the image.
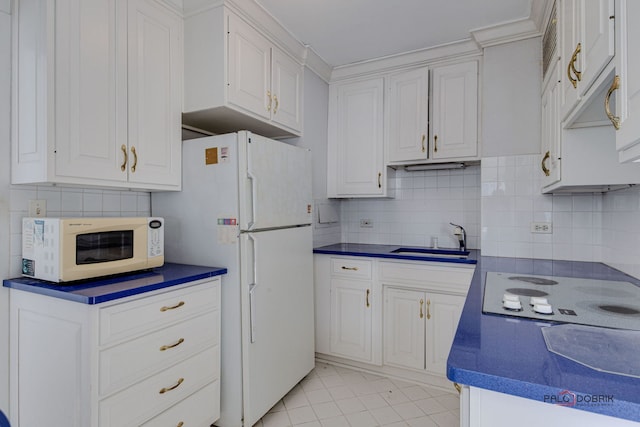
[9,185,151,277]
[339,166,481,250]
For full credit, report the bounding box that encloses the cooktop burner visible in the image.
[483,272,640,331]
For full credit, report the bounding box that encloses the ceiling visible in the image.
[255,0,534,67]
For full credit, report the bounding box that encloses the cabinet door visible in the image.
[127,0,182,188]
[271,47,303,132]
[540,59,561,187]
[387,67,429,162]
[383,288,425,370]
[431,61,478,159]
[425,292,465,376]
[330,278,373,362]
[228,13,271,120]
[54,0,128,183]
[560,0,582,119]
[616,0,640,157]
[580,0,615,96]
[328,77,385,197]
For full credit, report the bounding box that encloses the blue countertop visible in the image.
[3,263,227,305]
[313,243,478,265]
[447,256,640,422]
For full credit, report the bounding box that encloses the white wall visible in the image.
[602,187,640,279]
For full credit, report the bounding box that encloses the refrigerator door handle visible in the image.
[249,283,257,343]
[247,157,257,230]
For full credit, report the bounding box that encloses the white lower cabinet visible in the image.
[314,254,473,387]
[9,278,221,427]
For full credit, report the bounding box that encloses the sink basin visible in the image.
[390,247,470,258]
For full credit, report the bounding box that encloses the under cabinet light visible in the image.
[404,163,466,172]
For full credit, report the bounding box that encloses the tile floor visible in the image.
[252,362,460,427]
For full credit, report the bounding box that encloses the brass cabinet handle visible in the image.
[273,94,279,114]
[341,266,358,271]
[421,134,426,152]
[541,151,551,177]
[159,377,184,394]
[160,338,185,351]
[454,382,462,394]
[366,289,370,308]
[267,90,272,111]
[130,146,138,173]
[605,75,621,130]
[567,43,582,88]
[160,301,185,312]
[434,135,438,152]
[426,299,431,319]
[378,172,382,188]
[120,144,128,172]
[177,422,184,427]
[419,298,424,319]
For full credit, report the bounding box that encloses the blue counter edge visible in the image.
[447,255,640,423]
[3,263,227,305]
[313,243,478,265]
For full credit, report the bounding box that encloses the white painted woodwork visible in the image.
[327,77,386,197]
[424,292,465,376]
[387,67,430,163]
[467,387,640,427]
[616,0,640,160]
[183,6,303,137]
[10,278,221,427]
[431,61,479,159]
[11,0,182,191]
[540,58,561,187]
[383,288,425,370]
[560,0,583,119]
[126,0,182,188]
[579,0,615,96]
[330,277,374,363]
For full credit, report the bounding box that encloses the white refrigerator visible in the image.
[152,131,314,427]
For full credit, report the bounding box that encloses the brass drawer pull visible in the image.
[454,382,462,394]
[160,338,185,351]
[434,135,438,152]
[130,146,138,173]
[177,422,184,427]
[120,144,128,172]
[541,151,551,177]
[341,266,359,271]
[378,172,382,188]
[426,299,431,319]
[605,75,621,130]
[567,43,582,88]
[421,134,426,152]
[273,94,279,113]
[159,377,184,394]
[160,301,185,312]
[267,90,272,111]
[366,289,370,308]
[419,298,424,319]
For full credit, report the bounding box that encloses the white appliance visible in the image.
[151,131,314,427]
[21,217,164,282]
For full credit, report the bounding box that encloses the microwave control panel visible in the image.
[148,218,164,258]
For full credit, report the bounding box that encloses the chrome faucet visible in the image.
[450,223,467,251]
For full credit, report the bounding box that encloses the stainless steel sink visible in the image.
[390,247,470,258]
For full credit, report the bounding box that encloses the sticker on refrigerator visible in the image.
[217,217,238,244]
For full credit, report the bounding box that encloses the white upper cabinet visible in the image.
[430,61,479,160]
[183,6,303,138]
[327,77,389,198]
[615,0,640,161]
[540,58,562,187]
[11,0,182,191]
[387,67,430,163]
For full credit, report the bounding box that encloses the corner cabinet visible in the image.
[9,278,221,427]
[11,0,182,191]
[327,77,391,198]
[182,5,303,138]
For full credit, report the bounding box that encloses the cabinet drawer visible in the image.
[99,309,220,396]
[331,258,373,279]
[99,279,220,345]
[99,345,219,427]
[141,380,220,427]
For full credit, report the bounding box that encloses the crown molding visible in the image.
[330,39,481,82]
[303,47,333,83]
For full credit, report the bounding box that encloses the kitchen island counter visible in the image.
[447,256,640,424]
[3,263,227,304]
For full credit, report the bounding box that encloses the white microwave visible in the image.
[21,217,164,283]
